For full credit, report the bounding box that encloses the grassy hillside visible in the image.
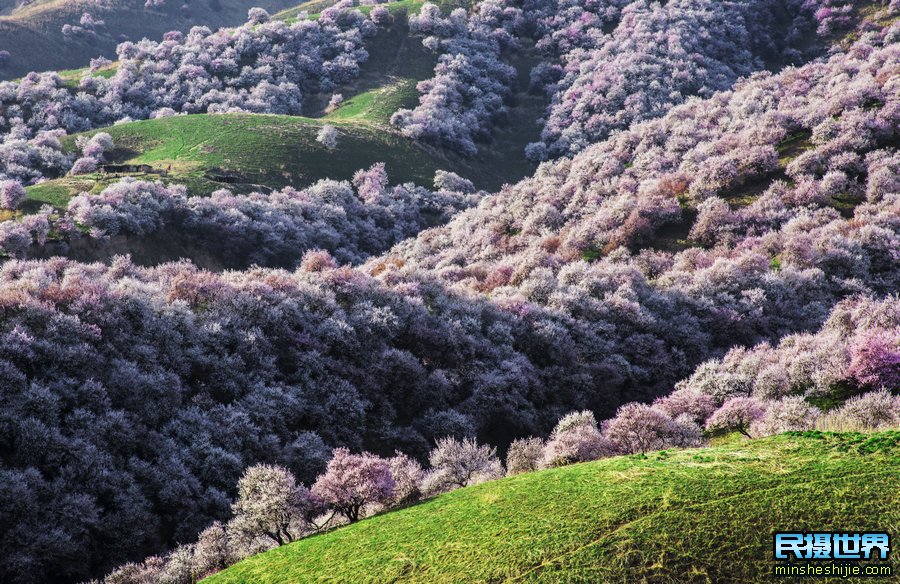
[205,432,900,583]
[27,110,456,207]
[74,114,448,194]
[0,0,301,80]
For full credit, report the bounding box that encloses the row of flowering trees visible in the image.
[678,295,900,409]
[101,372,900,582]
[0,128,115,185]
[61,13,107,41]
[0,166,482,266]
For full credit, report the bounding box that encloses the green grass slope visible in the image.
[76,113,447,194]
[205,432,900,583]
[29,110,454,207]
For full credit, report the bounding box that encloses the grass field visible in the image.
[204,432,900,583]
[75,113,448,193]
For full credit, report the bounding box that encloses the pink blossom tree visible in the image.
[228,464,322,547]
[541,411,616,467]
[506,437,543,475]
[0,221,32,256]
[191,521,232,580]
[705,397,767,438]
[421,437,503,495]
[0,180,26,210]
[750,397,820,436]
[69,157,98,175]
[652,389,717,426]
[317,125,339,150]
[300,249,338,272]
[247,7,270,24]
[848,333,900,390]
[602,403,701,454]
[836,390,900,430]
[388,452,424,507]
[311,448,394,522]
[371,5,392,26]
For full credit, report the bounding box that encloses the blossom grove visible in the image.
[0,0,897,581]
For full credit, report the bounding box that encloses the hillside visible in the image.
[205,432,900,583]
[55,114,448,196]
[0,0,303,80]
[0,0,897,582]
[24,5,542,205]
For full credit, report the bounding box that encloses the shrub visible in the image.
[104,557,165,584]
[159,545,194,584]
[848,334,900,390]
[371,6,392,26]
[387,452,424,506]
[191,522,231,580]
[327,94,344,111]
[543,423,616,467]
[835,390,900,430]
[247,7,270,24]
[300,249,339,272]
[69,157,98,175]
[541,411,616,467]
[0,221,33,255]
[689,198,738,246]
[602,403,701,454]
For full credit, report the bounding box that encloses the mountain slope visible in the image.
[24,9,543,204]
[204,432,900,583]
